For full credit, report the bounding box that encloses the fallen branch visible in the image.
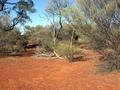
[37,53,55,57]
[53,51,65,60]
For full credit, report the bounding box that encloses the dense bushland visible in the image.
[25,24,83,61]
[78,0,120,72]
[1,0,120,72]
[0,29,26,53]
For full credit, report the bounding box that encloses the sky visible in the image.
[26,0,49,27]
[15,0,74,33]
[25,0,74,27]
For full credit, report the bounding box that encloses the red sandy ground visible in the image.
[0,49,120,90]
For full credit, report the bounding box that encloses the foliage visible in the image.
[46,0,69,15]
[45,0,70,46]
[0,0,35,31]
[24,25,54,51]
[77,0,120,72]
[99,51,120,73]
[54,41,81,61]
[0,29,25,53]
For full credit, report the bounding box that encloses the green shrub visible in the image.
[0,29,25,53]
[54,42,81,61]
[99,53,120,73]
[82,26,120,72]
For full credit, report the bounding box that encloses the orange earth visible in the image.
[0,49,120,90]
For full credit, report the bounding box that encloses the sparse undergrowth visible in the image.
[53,42,82,61]
[35,41,83,62]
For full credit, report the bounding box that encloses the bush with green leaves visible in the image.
[54,42,82,61]
[0,29,25,53]
[99,52,120,73]
[77,0,120,72]
[35,37,54,55]
[25,25,54,52]
[81,25,120,72]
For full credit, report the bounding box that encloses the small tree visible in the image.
[43,0,83,60]
[45,0,69,46]
[77,0,120,72]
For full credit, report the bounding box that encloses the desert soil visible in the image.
[0,49,120,90]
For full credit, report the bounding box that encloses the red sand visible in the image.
[0,49,120,90]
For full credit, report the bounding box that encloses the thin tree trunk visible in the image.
[69,30,75,61]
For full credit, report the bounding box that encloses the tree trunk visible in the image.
[69,30,75,61]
